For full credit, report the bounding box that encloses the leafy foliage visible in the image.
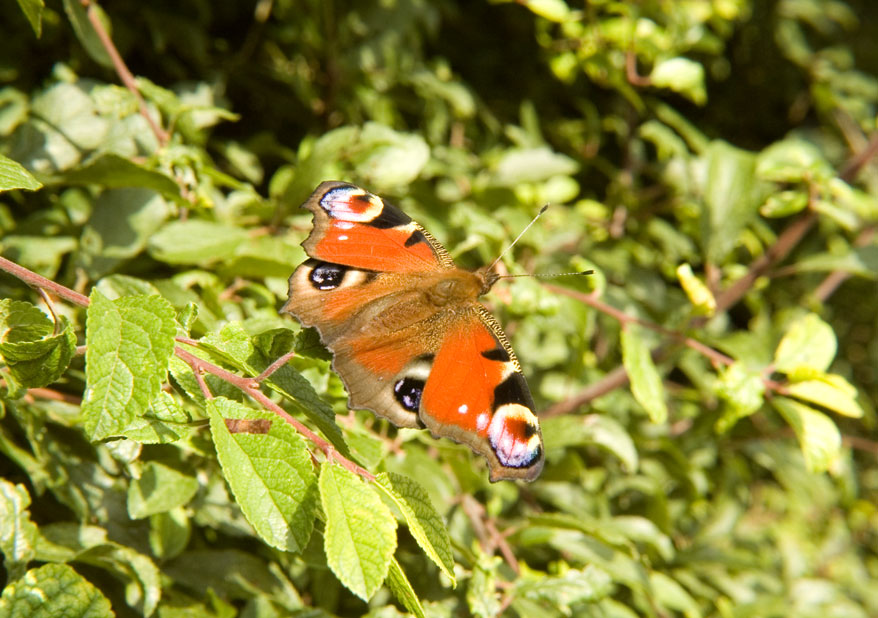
[1,0,878,616]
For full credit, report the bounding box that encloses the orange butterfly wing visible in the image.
[282,181,544,481]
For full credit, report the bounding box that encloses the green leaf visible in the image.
[385,557,427,618]
[702,140,760,263]
[0,299,76,388]
[375,472,455,583]
[320,464,397,601]
[515,565,613,612]
[756,138,834,183]
[127,461,200,519]
[760,190,809,218]
[79,188,171,278]
[493,146,579,185]
[15,0,45,37]
[57,153,180,197]
[787,374,863,418]
[649,571,702,618]
[519,0,573,21]
[676,263,716,316]
[772,397,841,473]
[0,563,113,618]
[120,391,195,444]
[650,57,707,105]
[148,220,250,265]
[715,362,765,432]
[621,326,668,423]
[467,554,501,618]
[774,313,837,374]
[148,507,191,560]
[541,414,638,472]
[208,397,318,553]
[61,0,113,67]
[0,481,38,582]
[0,153,41,191]
[355,123,430,189]
[83,291,176,440]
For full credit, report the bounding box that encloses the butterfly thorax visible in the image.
[422,267,496,308]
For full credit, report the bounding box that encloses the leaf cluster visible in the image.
[1,0,878,616]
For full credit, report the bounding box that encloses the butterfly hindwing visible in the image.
[419,308,543,482]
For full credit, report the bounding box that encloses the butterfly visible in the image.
[281,181,543,481]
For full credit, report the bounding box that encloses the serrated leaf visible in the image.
[120,391,195,444]
[375,472,455,583]
[772,397,841,473]
[541,414,638,472]
[148,220,249,265]
[0,153,41,191]
[200,325,350,456]
[774,313,837,374]
[320,464,397,601]
[208,397,318,553]
[787,375,863,418]
[0,563,113,618]
[621,326,668,423]
[0,300,76,388]
[385,557,427,618]
[0,481,38,581]
[83,291,176,440]
[127,461,200,519]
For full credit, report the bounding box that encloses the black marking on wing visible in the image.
[394,377,425,413]
[404,229,429,248]
[481,347,511,362]
[308,260,348,291]
[369,201,412,229]
[493,373,533,409]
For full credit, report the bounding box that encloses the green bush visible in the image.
[1,0,877,616]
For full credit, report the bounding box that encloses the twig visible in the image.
[0,256,373,482]
[80,0,168,146]
[256,350,297,382]
[0,256,90,307]
[175,346,374,480]
[543,129,878,417]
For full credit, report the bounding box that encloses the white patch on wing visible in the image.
[488,404,541,468]
[458,404,468,415]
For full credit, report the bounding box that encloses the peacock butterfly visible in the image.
[281,181,543,481]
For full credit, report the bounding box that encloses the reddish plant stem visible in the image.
[545,128,878,417]
[80,0,168,146]
[256,350,297,382]
[0,257,373,481]
[0,256,90,307]
[174,346,374,481]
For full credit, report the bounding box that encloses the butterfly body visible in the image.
[282,181,544,481]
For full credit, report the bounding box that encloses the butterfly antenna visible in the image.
[499,270,594,279]
[488,204,550,272]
